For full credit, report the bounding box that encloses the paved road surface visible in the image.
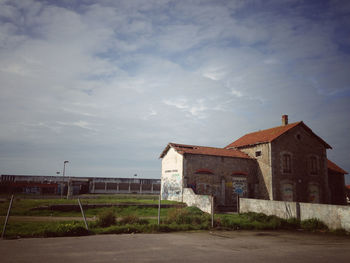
[1,231,350,262]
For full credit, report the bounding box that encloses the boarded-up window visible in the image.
[310,157,318,175]
[282,154,291,173]
[308,184,319,203]
[281,183,293,201]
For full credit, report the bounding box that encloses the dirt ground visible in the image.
[1,230,350,263]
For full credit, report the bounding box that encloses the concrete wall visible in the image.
[182,188,212,214]
[161,147,183,202]
[240,198,350,231]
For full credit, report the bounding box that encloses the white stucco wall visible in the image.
[161,147,183,202]
[183,188,212,214]
[240,198,350,231]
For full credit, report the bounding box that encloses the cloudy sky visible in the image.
[0,0,349,183]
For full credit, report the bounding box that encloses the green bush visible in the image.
[301,218,328,231]
[97,209,116,227]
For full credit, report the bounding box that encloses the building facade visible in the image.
[160,115,348,208]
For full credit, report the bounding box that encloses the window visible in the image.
[255,151,262,157]
[308,184,319,203]
[310,156,318,175]
[281,183,294,201]
[282,154,291,173]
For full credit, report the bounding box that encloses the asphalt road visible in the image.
[1,231,350,263]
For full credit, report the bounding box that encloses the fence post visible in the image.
[2,195,14,239]
[237,195,240,214]
[158,194,161,225]
[78,198,89,231]
[211,195,214,228]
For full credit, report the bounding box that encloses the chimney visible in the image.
[282,115,288,126]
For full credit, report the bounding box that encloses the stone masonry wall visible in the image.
[183,154,257,205]
[238,143,272,200]
[271,125,329,203]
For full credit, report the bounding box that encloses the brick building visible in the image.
[160,115,348,208]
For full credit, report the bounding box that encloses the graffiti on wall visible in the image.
[308,184,320,203]
[282,183,293,201]
[232,177,247,197]
[162,173,182,200]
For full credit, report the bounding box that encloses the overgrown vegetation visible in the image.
[1,195,348,238]
[0,221,89,239]
[300,218,328,231]
[96,209,116,227]
[164,206,210,225]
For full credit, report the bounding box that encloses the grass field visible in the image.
[0,194,177,217]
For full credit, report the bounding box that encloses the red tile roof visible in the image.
[327,159,348,174]
[160,143,252,159]
[225,121,332,149]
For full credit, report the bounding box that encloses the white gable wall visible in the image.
[161,147,183,202]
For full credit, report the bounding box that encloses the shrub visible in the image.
[301,218,328,231]
[44,222,89,237]
[97,209,116,227]
[164,207,210,225]
[118,214,149,225]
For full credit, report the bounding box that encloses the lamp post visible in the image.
[61,161,69,199]
[56,172,60,196]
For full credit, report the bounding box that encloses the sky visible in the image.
[0,0,349,183]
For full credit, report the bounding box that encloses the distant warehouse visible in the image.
[0,174,161,195]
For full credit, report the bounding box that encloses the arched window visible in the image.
[282,154,292,173]
[195,169,214,175]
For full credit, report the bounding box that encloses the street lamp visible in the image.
[61,161,69,199]
[56,172,60,195]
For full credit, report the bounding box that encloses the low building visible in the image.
[0,174,161,195]
[160,115,348,210]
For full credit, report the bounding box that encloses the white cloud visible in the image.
[0,0,349,181]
